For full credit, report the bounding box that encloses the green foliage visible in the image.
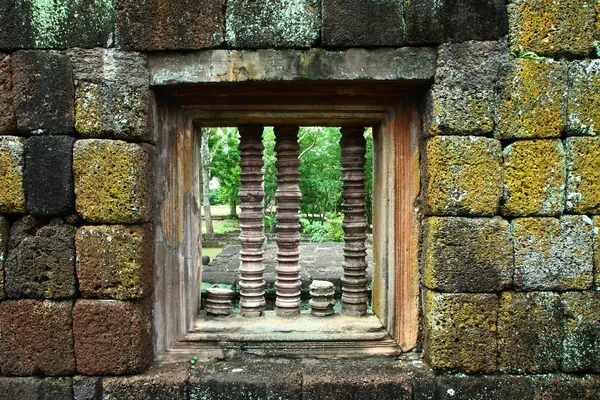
[299,213,344,242]
[210,128,241,210]
[189,355,198,369]
[512,46,544,60]
[364,128,373,229]
[262,127,278,213]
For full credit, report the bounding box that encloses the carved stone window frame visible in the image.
[151,51,431,362]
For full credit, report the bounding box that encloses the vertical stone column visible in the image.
[340,126,369,317]
[274,125,302,316]
[238,125,266,317]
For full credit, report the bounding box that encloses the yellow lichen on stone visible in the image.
[424,136,502,216]
[496,58,567,139]
[566,137,600,214]
[595,217,599,288]
[0,136,25,213]
[73,139,154,223]
[502,139,566,216]
[508,0,596,57]
[568,60,600,136]
[74,83,102,136]
[429,89,494,136]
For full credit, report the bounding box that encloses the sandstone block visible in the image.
[12,51,74,134]
[535,374,600,399]
[73,299,152,375]
[406,0,508,44]
[0,0,114,49]
[495,58,567,140]
[425,40,509,136]
[561,292,600,372]
[424,136,502,216]
[227,0,320,49]
[102,364,189,400]
[0,377,73,400]
[0,216,8,299]
[0,54,16,133]
[322,0,404,48]
[0,300,75,376]
[116,0,225,50]
[73,139,154,223]
[513,216,593,290]
[24,136,75,216]
[566,137,600,214]
[595,217,599,288]
[502,139,566,216]
[0,136,25,213]
[5,217,77,299]
[423,290,498,373]
[508,0,596,58]
[435,375,535,400]
[422,217,512,292]
[69,49,152,142]
[73,376,102,400]
[568,60,600,136]
[76,224,153,300]
[498,291,562,373]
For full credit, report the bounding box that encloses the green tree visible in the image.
[211,127,241,216]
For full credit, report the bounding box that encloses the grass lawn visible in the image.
[201,247,224,260]
[201,205,241,217]
[201,218,240,234]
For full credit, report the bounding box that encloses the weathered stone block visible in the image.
[116,0,225,50]
[406,0,508,44]
[422,217,512,293]
[495,58,567,140]
[423,290,498,373]
[513,216,593,290]
[0,0,115,49]
[102,364,189,400]
[535,374,600,400]
[76,224,153,300]
[0,216,7,299]
[568,60,600,136]
[566,137,600,214]
[0,300,75,376]
[561,292,600,372]
[24,136,75,216]
[502,139,566,216]
[425,40,509,136]
[73,376,102,400]
[498,291,562,373]
[423,136,503,216]
[508,0,596,58]
[0,136,25,213]
[73,139,154,224]
[226,0,320,49]
[0,54,16,134]
[595,217,599,288]
[434,375,535,400]
[322,0,403,48]
[69,49,152,142]
[0,377,73,400]
[73,299,152,375]
[5,217,77,299]
[12,51,73,134]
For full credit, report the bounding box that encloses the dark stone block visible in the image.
[0,1,34,49]
[561,292,600,372]
[73,299,152,375]
[406,0,508,45]
[0,54,16,133]
[102,363,188,400]
[5,217,77,299]
[12,51,73,134]
[0,216,8,299]
[0,377,73,400]
[322,0,405,48]
[115,0,226,50]
[434,375,535,400]
[74,376,102,400]
[535,374,600,400]
[0,300,75,376]
[24,136,75,216]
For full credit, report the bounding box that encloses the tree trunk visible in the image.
[201,129,214,234]
[229,199,237,217]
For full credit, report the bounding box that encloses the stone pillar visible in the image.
[205,287,233,316]
[340,126,369,317]
[274,125,302,316]
[238,125,266,317]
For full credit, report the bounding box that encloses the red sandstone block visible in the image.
[0,300,75,376]
[73,299,152,375]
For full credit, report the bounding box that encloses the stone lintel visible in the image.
[148,48,437,86]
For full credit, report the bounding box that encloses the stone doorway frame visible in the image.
[151,53,430,361]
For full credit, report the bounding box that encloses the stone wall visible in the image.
[0,0,599,398]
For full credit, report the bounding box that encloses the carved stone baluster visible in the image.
[238,125,266,317]
[274,125,302,316]
[340,126,369,317]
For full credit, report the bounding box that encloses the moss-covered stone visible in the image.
[566,137,600,214]
[226,0,320,49]
[0,136,25,213]
[0,54,16,134]
[502,139,566,216]
[568,60,600,136]
[423,290,498,373]
[424,136,503,216]
[595,217,599,288]
[498,291,562,373]
[561,291,600,372]
[513,216,593,290]
[0,216,7,299]
[422,217,512,292]
[495,58,567,140]
[508,0,596,58]
[73,139,154,224]
[76,224,153,300]
[435,375,535,400]
[534,374,600,399]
